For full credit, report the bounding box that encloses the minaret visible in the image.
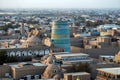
[50,43,54,55]
[20,23,28,38]
[51,19,71,52]
[21,23,24,35]
[20,23,25,38]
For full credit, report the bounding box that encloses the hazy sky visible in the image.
[0,0,120,9]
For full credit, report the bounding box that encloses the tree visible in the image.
[0,50,7,65]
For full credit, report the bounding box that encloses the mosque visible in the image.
[0,20,91,80]
[21,28,42,48]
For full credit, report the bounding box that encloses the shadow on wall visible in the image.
[71,46,81,53]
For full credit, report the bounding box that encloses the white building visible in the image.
[97,24,120,32]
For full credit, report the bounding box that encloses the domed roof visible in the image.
[42,55,49,60]
[8,29,15,35]
[46,55,56,64]
[27,36,41,43]
[8,28,14,32]
[10,39,19,44]
[53,74,61,79]
[42,64,61,78]
[117,51,120,56]
[46,64,59,71]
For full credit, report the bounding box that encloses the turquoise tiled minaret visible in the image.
[51,20,70,52]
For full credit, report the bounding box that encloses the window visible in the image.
[54,69,57,73]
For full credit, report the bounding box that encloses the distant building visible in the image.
[97,24,120,32]
[20,23,28,38]
[97,24,120,36]
[73,33,91,37]
[99,55,114,63]
[51,20,71,52]
[97,36,111,47]
[91,31,100,36]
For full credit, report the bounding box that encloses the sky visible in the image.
[0,0,120,9]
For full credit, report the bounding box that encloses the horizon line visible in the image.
[0,7,120,10]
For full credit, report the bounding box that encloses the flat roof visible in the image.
[63,59,93,63]
[53,52,70,54]
[0,78,13,80]
[55,53,89,57]
[97,67,120,75]
[8,62,46,68]
[64,72,90,76]
[39,79,54,80]
[100,55,114,59]
[99,24,120,29]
